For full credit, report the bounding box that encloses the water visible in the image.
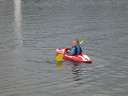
[0,0,128,96]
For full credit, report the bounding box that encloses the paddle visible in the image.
[80,40,85,45]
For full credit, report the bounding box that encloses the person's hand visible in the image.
[67,49,71,54]
[67,50,70,53]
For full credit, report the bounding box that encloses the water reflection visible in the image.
[13,0,23,47]
[55,60,82,81]
[56,61,64,70]
[72,62,82,81]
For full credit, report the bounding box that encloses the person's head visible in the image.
[72,39,80,46]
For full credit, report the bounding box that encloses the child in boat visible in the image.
[67,39,82,55]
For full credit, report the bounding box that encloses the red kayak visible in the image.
[56,48,92,63]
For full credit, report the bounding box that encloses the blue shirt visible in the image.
[69,45,82,55]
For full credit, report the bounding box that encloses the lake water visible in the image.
[0,0,128,96]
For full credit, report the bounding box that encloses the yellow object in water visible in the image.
[55,53,64,61]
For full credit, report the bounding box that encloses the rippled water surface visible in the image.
[0,0,128,96]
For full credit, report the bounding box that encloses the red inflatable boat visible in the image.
[56,48,92,63]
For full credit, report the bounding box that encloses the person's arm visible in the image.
[69,47,75,55]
